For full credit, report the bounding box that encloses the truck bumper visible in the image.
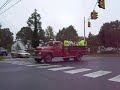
[32,56,42,59]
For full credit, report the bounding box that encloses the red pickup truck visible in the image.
[33,41,87,63]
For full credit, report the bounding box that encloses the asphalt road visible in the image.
[0,56,120,90]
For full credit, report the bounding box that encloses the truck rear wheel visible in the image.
[74,53,82,61]
[44,54,52,63]
[35,59,42,63]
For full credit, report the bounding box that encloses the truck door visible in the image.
[53,42,63,57]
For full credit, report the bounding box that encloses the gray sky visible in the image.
[0,0,120,38]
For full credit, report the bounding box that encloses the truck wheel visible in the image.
[44,54,52,63]
[5,53,8,56]
[74,53,82,61]
[35,59,42,63]
[63,58,69,62]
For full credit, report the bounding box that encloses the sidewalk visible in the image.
[85,54,120,57]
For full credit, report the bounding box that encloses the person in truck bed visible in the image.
[64,40,69,46]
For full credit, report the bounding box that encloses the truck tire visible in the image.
[44,54,52,63]
[63,58,69,62]
[74,53,82,61]
[35,59,42,63]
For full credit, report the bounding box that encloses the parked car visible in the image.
[11,50,30,58]
[97,47,117,54]
[0,47,8,56]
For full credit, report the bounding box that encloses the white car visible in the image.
[11,50,30,58]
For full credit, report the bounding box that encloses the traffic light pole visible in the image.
[84,17,86,41]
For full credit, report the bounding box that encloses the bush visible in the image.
[89,46,98,54]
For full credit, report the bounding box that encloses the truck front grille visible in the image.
[34,51,39,56]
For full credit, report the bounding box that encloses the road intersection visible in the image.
[0,57,120,90]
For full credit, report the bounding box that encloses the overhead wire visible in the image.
[0,0,12,12]
[0,0,22,16]
[93,1,98,11]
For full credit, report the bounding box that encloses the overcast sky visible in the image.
[0,0,120,38]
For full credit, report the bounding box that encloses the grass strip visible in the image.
[0,56,4,60]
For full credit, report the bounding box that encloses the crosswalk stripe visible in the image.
[83,70,112,78]
[36,64,49,66]
[26,64,49,67]
[37,65,62,69]
[12,62,31,65]
[48,66,75,71]
[16,63,28,65]
[108,75,120,82]
[26,65,39,66]
[64,68,91,74]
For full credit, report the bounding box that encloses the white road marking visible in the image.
[108,75,120,82]
[26,64,49,67]
[17,63,28,65]
[48,66,75,71]
[37,64,50,65]
[37,65,62,68]
[83,70,112,78]
[64,68,91,74]
[26,65,38,66]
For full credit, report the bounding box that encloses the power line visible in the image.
[0,0,22,16]
[93,1,98,11]
[0,0,10,10]
[0,0,12,12]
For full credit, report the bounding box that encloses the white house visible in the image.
[11,40,25,51]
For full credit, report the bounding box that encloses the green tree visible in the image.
[0,28,13,49]
[16,27,33,45]
[87,33,100,47]
[27,9,45,48]
[64,25,78,40]
[45,26,55,41]
[98,20,120,47]
[38,29,45,42]
[86,32,101,54]
[88,32,94,38]
[56,29,65,41]
[56,25,78,41]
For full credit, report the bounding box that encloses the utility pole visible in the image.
[84,17,86,41]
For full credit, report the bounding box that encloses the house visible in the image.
[11,40,25,51]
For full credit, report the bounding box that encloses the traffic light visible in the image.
[91,12,94,19]
[88,21,91,27]
[98,0,105,9]
[91,10,98,20]
[94,12,98,19]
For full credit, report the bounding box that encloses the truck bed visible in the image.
[63,46,87,57]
